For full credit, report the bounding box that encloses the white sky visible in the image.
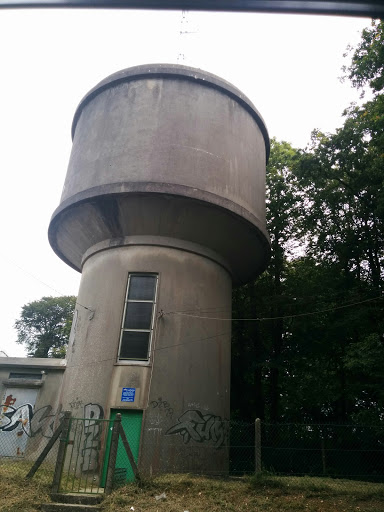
[0,8,371,357]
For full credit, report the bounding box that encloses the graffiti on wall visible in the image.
[1,394,104,468]
[69,397,83,410]
[150,396,174,418]
[165,409,229,448]
[0,400,62,438]
[81,403,104,472]
[0,393,64,458]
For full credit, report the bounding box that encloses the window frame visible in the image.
[117,272,158,362]
[9,372,42,380]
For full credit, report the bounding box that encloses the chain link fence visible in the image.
[0,410,60,471]
[227,420,384,487]
[0,408,61,489]
[229,420,256,475]
[59,416,112,493]
[260,422,384,482]
[135,419,384,485]
[1,413,384,490]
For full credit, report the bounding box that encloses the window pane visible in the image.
[128,275,156,301]
[124,302,153,330]
[120,331,150,360]
[9,373,42,380]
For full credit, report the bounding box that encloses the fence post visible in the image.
[51,411,71,493]
[26,419,64,479]
[105,413,121,495]
[321,437,327,475]
[255,418,261,475]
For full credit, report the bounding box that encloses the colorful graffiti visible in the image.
[0,403,34,435]
[165,409,229,448]
[1,395,104,468]
[0,401,62,438]
[0,393,64,458]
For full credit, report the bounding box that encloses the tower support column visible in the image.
[62,241,232,474]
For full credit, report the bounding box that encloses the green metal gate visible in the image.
[58,416,112,494]
[51,411,142,494]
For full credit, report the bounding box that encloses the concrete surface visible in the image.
[49,63,270,284]
[49,64,270,475]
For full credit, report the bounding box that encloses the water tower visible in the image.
[49,64,270,476]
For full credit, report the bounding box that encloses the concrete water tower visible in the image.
[49,64,270,476]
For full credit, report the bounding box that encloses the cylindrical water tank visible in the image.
[49,64,270,284]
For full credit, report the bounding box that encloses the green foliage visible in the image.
[232,19,384,425]
[232,139,302,422]
[14,296,76,358]
[344,19,384,94]
[298,97,384,288]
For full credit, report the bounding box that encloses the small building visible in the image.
[0,357,65,459]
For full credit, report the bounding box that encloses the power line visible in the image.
[165,288,382,316]
[165,305,230,314]
[164,294,384,322]
[3,257,94,314]
[65,330,231,369]
[154,330,230,352]
[7,259,66,297]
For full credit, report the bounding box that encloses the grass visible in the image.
[0,460,52,512]
[102,472,384,512]
[1,463,384,512]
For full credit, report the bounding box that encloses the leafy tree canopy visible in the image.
[344,19,384,94]
[14,296,76,358]
[232,19,384,424]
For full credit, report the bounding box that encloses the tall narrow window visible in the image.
[118,274,158,361]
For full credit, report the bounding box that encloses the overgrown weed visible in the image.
[0,460,52,512]
[249,470,287,489]
[1,464,384,512]
[102,472,384,511]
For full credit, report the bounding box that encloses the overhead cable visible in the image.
[164,294,384,322]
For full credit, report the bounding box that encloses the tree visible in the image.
[14,296,77,358]
[298,114,384,289]
[231,139,302,421]
[344,19,384,95]
[230,20,384,427]
[289,30,384,422]
[263,139,302,423]
[277,257,384,424]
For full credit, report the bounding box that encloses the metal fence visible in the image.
[228,420,384,482]
[58,416,112,494]
[259,422,384,482]
[1,414,384,490]
[0,410,140,494]
[0,404,60,477]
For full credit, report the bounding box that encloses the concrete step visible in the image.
[41,503,102,512]
[50,494,103,505]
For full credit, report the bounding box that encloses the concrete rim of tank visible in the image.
[48,185,271,286]
[71,63,270,160]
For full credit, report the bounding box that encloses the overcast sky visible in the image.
[0,8,371,357]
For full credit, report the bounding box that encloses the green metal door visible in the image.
[102,409,143,486]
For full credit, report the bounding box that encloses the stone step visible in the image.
[41,503,102,512]
[50,494,103,505]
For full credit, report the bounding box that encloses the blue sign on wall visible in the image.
[121,387,136,402]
